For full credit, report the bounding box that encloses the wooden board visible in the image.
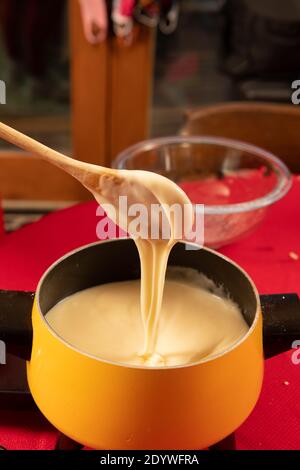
[182,102,300,173]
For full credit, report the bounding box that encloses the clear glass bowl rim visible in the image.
[113,136,292,215]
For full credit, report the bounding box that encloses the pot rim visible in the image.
[35,238,261,370]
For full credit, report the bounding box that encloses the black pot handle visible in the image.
[0,290,298,362]
[0,290,34,362]
[261,293,300,358]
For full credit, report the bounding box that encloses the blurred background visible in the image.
[0,0,299,229]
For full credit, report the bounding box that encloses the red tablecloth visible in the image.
[0,178,300,450]
[0,202,4,238]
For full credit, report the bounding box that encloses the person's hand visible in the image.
[78,0,108,44]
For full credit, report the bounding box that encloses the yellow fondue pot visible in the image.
[0,239,264,449]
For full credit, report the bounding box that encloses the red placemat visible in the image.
[0,201,4,239]
[0,178,300,450]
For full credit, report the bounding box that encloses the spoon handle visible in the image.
[0,121,114,179]
[0,121,74,165]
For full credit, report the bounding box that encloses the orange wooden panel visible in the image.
[109,27,154,160]
[70,0,109,166]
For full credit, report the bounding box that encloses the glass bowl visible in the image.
[112,136,292,248]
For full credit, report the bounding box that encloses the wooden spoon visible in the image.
[0,121,117,181]
[0,121,193,236]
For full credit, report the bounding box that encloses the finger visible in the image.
[83,22,98,44]
[91,21,107,43]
